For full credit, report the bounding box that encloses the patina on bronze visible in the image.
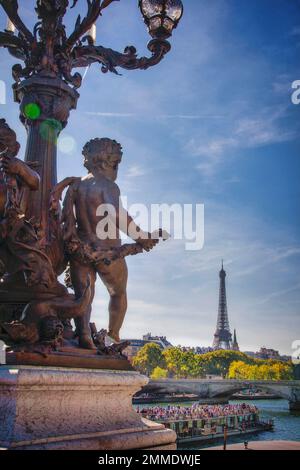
[0,0,182,369]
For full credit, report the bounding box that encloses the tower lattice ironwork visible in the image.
[213,261,233,350]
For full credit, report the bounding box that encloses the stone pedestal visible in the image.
[0,366,176,450]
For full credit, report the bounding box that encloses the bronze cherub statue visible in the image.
[0,130,168,360]
[51,137,167,349]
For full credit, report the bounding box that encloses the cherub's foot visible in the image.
[107,330,121,343]
[78,334,96,350]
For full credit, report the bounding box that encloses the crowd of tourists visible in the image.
[137,403,259,421]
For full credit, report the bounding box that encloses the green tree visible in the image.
[147,346,293,381]
[163,347,185,378]
[132,343,165,376]
[178,350,202,378]
[151,367,168,379]
[199,350,253,377]
[163,348,256,379]
[228,360,293,380]
[228,361,250,379]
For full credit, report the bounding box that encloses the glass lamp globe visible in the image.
[139,0,184,40]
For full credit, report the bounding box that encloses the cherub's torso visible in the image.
[74,173,121,248]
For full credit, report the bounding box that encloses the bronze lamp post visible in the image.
[0,0,183,361]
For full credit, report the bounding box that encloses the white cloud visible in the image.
[85,112,135,118]
[188,105,298,177]
[125,165,147,178]
[85,111,226,120]
[255,282,300,306]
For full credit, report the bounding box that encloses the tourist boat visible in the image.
[232,391,281,400]
[139,410,274,445]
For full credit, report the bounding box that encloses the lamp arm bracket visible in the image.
[71,39,171,75]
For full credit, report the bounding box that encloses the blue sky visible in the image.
[0,1,299,354]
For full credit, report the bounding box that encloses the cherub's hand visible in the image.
[137,235,159,252]
[0,155,22,175]
[49,193,60,215]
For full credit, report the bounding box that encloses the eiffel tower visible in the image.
[213,261,233,350]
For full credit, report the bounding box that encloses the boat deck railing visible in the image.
[140,412,273,440]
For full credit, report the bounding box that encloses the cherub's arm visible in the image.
[103,182,141,237]
[50,177,80,218]
[0,120,38,188]
[103,182,158,251]
[61,180,79,242]
[0,154,39,190]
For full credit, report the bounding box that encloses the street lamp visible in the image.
[139,0,184,39]
[0,0,183,85]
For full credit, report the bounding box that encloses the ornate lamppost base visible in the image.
[0,366,177,450]
[4,347,134,371]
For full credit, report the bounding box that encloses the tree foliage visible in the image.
[228,360,293,380]
[132,343,165,376]
[150,367,168,379]
[132,344,293,380]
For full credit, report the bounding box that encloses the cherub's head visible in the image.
[0,119,20,157]
[82,138,122,181]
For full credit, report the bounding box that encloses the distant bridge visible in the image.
[144,379,300,411]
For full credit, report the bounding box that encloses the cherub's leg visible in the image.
[70,260,96,349]
[97,259,128,343]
